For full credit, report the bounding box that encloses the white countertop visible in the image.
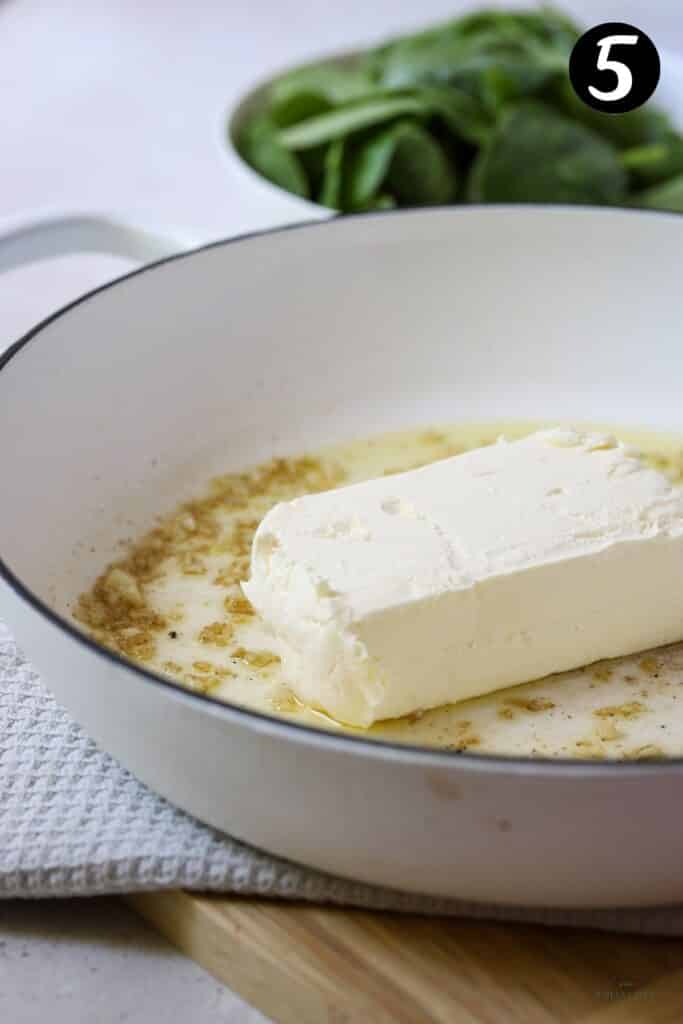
[0,898,267,1024]
[1,1,682,1021]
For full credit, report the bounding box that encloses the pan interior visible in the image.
[73,417,683,760]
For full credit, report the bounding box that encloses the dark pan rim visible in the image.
[2,204,683,775]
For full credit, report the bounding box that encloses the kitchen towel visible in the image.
[2,618,682,934]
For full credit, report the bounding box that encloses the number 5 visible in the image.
[588,34,639,102]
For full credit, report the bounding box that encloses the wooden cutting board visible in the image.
[126,891,683,1023]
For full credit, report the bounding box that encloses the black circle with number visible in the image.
[569,22,660,114]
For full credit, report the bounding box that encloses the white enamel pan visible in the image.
[1,204,683,909]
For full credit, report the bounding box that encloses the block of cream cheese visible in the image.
[242,429,683,727]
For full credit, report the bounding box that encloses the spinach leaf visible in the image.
[552,79,673,149]
[364,20,467,88]
[319,138,346,209]
[448,30,568,102]
[277,94,429,149]
[366,8,574,96]
[270,90,331,129]
[386,122,458,205]
[468,101,626,205]
[630,173,683,212]
[298,144,328,195]
[344,125,401,208]
[355,194,398,212]
[456,8,580,51]
[342,121,457,209]
[269,63,377,114]
[236,113,310,197]
[418,85,493,145]
[366,194,397,210]
[621,137,683,186]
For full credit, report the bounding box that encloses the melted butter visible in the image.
[78,421,683,759]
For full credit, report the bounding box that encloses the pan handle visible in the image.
[0,211,191,273]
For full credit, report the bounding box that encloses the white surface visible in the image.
[1,2,682,1021]
[246,430,683,725]
[0,899,267,1024]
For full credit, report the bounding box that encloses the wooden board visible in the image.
[126,891,683,1023]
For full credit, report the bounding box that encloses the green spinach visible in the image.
[468,101,627,205]
[236,113,309,198]
[234,6,683,214]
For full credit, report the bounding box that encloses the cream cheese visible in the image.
[243,429,683,727]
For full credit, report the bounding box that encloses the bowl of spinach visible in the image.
[230,6,683,215]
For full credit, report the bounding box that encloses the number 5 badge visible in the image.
[569,22,660,113]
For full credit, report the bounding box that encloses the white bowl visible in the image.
[225,46,683,218]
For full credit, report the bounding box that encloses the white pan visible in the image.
[1,205,682,909]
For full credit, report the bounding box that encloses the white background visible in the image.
[1,2,681,1021]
